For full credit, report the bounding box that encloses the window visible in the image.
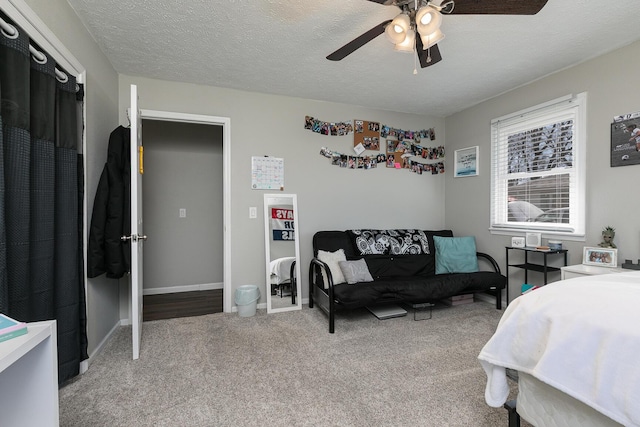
[490,93,586,237]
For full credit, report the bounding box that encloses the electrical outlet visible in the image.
[249,207,257,219]
[179,208,186,218]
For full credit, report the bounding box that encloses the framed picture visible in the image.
[511,236,526,248]
[582,246,618,267]
[611,116,640,167]
[454,146,479,178]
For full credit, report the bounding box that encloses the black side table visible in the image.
[505,246,568,304]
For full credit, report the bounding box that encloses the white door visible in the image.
[130,85,145,360]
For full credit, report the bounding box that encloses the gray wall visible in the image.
[445,40,640,302]
[22,0,121,357]
[141,120,224,293]
[119,75,447,306]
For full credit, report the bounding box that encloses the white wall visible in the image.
[20,0,121,358]
[119,75,446,306]
[445,40,640,302]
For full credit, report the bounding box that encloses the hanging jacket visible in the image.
[87,126,131,278]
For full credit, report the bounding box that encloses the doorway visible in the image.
[138,110,232,316]
[143,289,223,321]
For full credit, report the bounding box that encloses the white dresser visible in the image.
[560,264,623,280]
[0,320,59,427]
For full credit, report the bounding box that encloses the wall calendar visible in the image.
[251,156,284,190]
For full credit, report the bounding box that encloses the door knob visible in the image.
[121,234,147,242]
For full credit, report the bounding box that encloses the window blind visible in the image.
[490,94,586,236]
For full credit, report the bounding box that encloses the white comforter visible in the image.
[269,257,296,285]
[478,270,640,426]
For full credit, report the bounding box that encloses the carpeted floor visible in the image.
[59,302,521,426]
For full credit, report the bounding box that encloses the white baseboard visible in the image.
[83,320,122,371]
[144,282,223,295]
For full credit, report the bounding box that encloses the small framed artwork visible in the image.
[454,146,479,178]
[511,236,526,248]
[610,115,640,167]
[583,246,618,267]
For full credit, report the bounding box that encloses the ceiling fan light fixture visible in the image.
[439,0,455,14]
[385,13,410,44]
[394,28,415,53]
[416,6,442,37]
[420,28,445,49]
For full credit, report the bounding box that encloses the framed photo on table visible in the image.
[454,146,478,178]
[583,247,617,267]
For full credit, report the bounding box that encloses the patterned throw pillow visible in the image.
[338,259,374,285]
[317,249,347,288]
[348,229,430,255]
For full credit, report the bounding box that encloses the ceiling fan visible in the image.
[327,0,549,69]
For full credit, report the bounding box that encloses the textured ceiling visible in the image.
[65,0,640,117]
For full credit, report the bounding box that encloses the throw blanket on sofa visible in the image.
[347,229,430,255]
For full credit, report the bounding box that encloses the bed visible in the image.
[269,257,296,300]
[478,270,640,427]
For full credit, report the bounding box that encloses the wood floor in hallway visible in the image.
[143,289,223,321]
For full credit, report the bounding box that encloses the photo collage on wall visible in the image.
[354,120,380,151]
[305,116,353,136]
[384,140,445,174]
[306,115,444,176]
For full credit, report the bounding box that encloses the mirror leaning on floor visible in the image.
[263,194,302,313]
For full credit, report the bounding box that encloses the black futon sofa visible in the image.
[308,229,506,333]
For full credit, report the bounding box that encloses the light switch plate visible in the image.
[249,207,257,219]
[511,237,525,248]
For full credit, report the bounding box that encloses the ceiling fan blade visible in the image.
[450,0,549,15]
[327,20,392,61]
[416,38,442,68]
[365,0,395,4]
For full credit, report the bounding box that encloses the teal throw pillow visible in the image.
[433,236,479,274]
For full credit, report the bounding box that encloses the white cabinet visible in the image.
[0,320,59,427]
[561,264,623,280]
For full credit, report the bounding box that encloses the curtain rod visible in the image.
[0,16,68,84]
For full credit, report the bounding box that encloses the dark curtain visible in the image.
[0,12,88,385]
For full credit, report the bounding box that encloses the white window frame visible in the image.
[490,93,586,239]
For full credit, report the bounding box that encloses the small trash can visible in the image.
[235,285,260,317]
